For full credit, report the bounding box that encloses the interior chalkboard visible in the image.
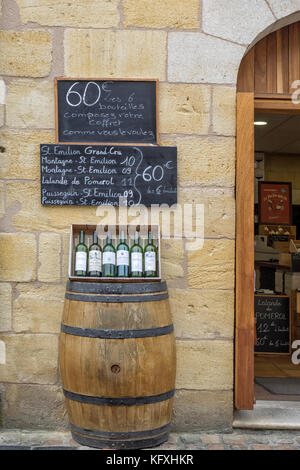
[254,295,291,355]
[55,79,158,144]
[40,144,177,207]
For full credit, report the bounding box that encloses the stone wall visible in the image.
[0,0,299,432]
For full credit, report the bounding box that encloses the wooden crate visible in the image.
[69,224,161,282]
[259,224,296,238]
[272,241,290,253]
[258,224,297,244]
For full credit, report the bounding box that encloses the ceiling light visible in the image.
[254,121,268,126]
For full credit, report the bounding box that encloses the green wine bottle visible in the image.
[88,231,102,277]
[117,230,129,277]
[74,230,88,276]
[130,231,143,278]
[102,231,116,277]
[144,231,157,277]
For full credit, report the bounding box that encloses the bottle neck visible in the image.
[93,231,98,245]
[120,230,126,243]
[106,232,112,244]
[148,231,152,244]
[134,232,139,245]
[79,230,85,244]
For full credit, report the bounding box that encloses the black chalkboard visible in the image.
[254,295,291,355]
[40,144,177,207]
[55,79,158,144]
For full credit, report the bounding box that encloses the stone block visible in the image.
[168,32,245,84]
[169,288,234,339]
[0,233,36,282]
[161,239,185,280]
[38,233,61,283]
[65,29,167,80]
[123,0,199,29]
[13,284,65,333]
[159,83,211,135]
[6,80,54,128]
[62,233,70,283]
[212,86,236,136]
[0,334,58,384]
[179,187,235,239]
[0,104,4,127]
[0,283,12,332]
[5,181,98,232]
[187,239,235,289]
[177,136,236,187]
[175,339,233,390]
[16,0,119,28]
[0,30,52,77]
[202,0,274,45]
[2,383,67,430]
[267,1,300,19]
[0,181,4,218]
[172,390,233,432]
[0,130,55,180]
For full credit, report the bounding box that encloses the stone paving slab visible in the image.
[0,429,300,450]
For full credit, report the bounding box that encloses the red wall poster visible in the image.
[259,182,292,225]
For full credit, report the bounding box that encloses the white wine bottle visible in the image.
[88,231,102,277]
[74,230,88,276]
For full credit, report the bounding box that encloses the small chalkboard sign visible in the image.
[254,295,291,355]
[40,144,177,207]
[55,78,158,145]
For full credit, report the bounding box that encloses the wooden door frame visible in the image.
[235,93,300,410]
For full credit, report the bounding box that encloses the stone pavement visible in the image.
[0,429,300,450]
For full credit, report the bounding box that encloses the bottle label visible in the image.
[131,252,143,272]
[145,252,156,272]
[75,252,87,271]
[88,250,102,273]
[103,251,116,265]
[117,250,129,266]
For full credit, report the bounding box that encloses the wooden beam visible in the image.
[235,92,255,410]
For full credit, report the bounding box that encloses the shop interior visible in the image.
[254,112,300,402]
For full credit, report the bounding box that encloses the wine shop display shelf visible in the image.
[69,224,161,282]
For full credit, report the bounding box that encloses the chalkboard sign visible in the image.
[55,79,158,145]
[254,295,291,355]
[40,144,177,207]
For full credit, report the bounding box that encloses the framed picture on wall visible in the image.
[259,181,292,225]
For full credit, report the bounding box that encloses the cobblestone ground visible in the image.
[0,430,300,450]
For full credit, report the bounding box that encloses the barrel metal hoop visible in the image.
[65,292,168,303]
[69,422,171,439]
[61,323,174,339]
[67,280,167,295]
[63,389,175,406]
[70,431,169,450]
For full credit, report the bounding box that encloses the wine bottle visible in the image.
[102,231,116,277]
[74,230,88,276]
[88,231,102,277]
[117,230,129,277]
[144,231,157,277]
[130,231,143,277]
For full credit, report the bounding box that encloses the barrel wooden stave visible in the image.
[60,334,176,397]
[65,399,174,432]
[59,281,176,449]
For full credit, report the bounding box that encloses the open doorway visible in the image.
[254,112,300,402]
[235,21,300,412]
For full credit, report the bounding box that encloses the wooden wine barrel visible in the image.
[60,280,176,450]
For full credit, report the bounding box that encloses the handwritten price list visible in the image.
[255,295,290,354]
[56,80,158,144]
[40,144,177,207]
